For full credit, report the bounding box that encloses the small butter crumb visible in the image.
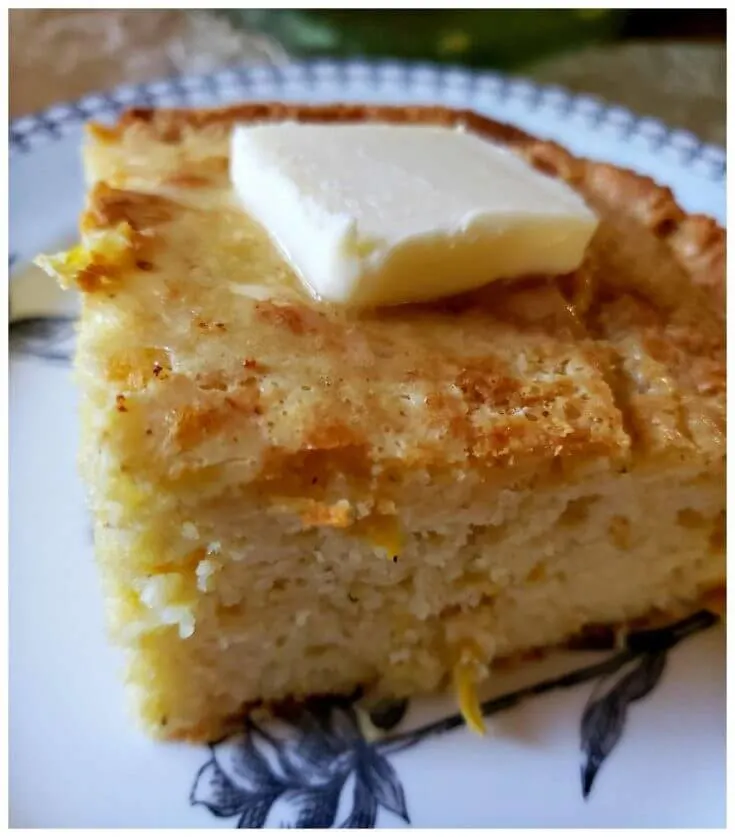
[172,610,195,639]
[182,522,199,540]
[196,559,218,593]
[136,576,196,638]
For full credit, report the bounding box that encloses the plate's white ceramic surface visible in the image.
[9,60,725,828]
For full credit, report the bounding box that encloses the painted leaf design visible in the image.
[302,702,363,755]
[264,784,343,828]
[626,610,718,655]
[189,610,717,827]
[213,731,283,795]
[359,748,410,823]
[236,793,281,829]
[279,704,352,765]
[189,758,250,818]
[340,773,379,829]
[260,713,353,788]
[9,316,76,362]
[581,651,667,798]
[239,723,294,785]
[279,741,353,790]
[328,705,363,745]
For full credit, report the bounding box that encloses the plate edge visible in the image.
[9,58,725,183]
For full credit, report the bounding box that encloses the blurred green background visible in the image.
[9,9,725,144]
[218,9,725,144]
[223,9,724,69]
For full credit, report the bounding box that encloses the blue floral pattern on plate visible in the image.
[190,611,717,828]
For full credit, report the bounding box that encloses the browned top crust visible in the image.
[102,102,536,145]
[50,103,725,497]
[89,101,725,312]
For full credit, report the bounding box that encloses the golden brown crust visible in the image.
[83,182,180,233]
[90,101,724,305]
[96,102,535,145]
[87,101,724,316]
[71,103,726,485]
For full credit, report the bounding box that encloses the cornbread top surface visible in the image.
[54,104,725,492]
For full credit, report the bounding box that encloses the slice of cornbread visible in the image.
[41,104,725,741]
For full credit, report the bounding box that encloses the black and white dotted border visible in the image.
[10,59,725,182]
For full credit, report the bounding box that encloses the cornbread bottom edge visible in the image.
[95,466,724,742]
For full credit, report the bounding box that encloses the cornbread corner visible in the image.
[39,103,725,741]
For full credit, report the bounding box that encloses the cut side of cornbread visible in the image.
[41,104,725,741]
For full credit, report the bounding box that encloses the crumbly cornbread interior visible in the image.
[40,104,725,741]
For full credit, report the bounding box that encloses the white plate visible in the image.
[9,60,725,829]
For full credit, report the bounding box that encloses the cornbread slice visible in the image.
[41,104,725,741]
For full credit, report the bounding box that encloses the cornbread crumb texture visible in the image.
[71,105,724,482]
[49,104,724,740]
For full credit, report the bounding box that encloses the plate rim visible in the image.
[8,57,726,182]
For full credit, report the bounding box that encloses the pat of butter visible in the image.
[231,123,598,307]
